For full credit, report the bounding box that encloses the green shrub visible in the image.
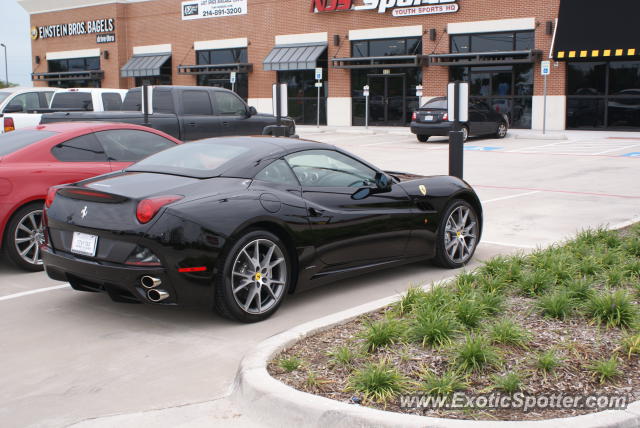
[537,290,573,320]
[586,356,620,384]
[418,368,467,396]
[347,360,409,403]
[410,308,459,347]
[454,334,500,372]
[536,350,562,373]
[585,290,637,329]
[489,319,530,347]
[360,318,405,352]
[492,372,523,393]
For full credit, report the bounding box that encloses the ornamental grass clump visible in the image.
[409,307,460,347]
[586,356,621,384]
[585,290,637,329]
[454,296,485,329]
[537,290,573,320]
[621,333,640,358]
[395,285,428,316]
[347,359,409,403]
[454,334,500,372]
[418,368,467,396]
[278,355,303,372]
[492,372,523,394]
[360,318,405,353]
[327,345,359,367]
[518,270,553,297]
[489,318,530,347]
[536,350,562,373]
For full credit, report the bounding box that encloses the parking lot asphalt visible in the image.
[1,128,639,427]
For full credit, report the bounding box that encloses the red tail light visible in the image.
[443,113,449,121]
[136,195,183,224]
[3,117,15,133]
[45,187,58,208]
[411,112,417,120]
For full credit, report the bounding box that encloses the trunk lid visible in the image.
[415,108,446,124]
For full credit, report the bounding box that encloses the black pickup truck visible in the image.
[39,86,295,141]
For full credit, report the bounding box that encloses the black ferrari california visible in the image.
[42,137,482,322]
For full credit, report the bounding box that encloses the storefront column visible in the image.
[327,57,350,126]
[531,60,566,131]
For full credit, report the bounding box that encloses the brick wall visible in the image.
[29,0,564,97]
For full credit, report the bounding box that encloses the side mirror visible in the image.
[374,172,392,192]
[3,104,24,113]
[247,106,257,116]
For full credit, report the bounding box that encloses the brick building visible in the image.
[18,0,640,131]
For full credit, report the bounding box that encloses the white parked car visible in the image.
[0,86,58,132]
[2,88,127,133]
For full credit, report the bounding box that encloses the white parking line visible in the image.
[0,284,70,302]
[592,143,640,155]
[481,241,538,249]
[481,190,541,204]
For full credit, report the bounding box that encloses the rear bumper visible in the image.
[42,245,181,305]
[410,121,452,136]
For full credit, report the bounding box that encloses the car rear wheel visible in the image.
[434,200,479,269]
[417,135,430,142]
[496,121,508,138]
[462,125,469,143]
[3,202,45,272]
[214,230,291,322]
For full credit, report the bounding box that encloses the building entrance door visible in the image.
[367,74,406,126]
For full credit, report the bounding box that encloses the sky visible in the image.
[0,1,32,86]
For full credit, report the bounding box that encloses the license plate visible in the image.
[71,232,98,257]
[423,115,434,121]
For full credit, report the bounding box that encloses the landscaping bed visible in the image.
[268,225,640,420]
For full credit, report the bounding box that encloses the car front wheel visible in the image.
[214,230,291,322]
[434,200,479,269]
[3,202,46,272]
[417,135,430,142]
[496,121,508,138]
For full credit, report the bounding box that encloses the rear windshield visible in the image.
[51,92,93,111]
[0,129,57,156]
[122,89,174,113]
[128,141,250,178]
[421,98,447,109]
[0,92,10,104]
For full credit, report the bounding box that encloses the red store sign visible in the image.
[311,0,459,15]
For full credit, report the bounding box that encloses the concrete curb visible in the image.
[233,278,640,428]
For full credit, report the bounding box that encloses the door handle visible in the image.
[222,121,230,127]
[187,122,197,126]
[308,207,325,217]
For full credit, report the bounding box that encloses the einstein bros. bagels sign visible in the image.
[310,0,459,16]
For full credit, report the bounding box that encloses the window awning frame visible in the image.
[331,55,427,69]
[121,53,171,78]
[428,50,541,66]
[263,42,327,71]
[177,63,253,75]
[32,70,104,82]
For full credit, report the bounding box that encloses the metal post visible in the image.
[0,44,7,87]
[542,73,548,135]
[365,94,369,129]
[316,82,320,128]
[142,84,149,126]
[276,83,282,127]
[448,81,464,179]
[232,82,235,93]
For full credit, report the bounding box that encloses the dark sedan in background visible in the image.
[411,97,509,143]
[42,137,482,323]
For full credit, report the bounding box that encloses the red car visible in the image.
[0,122,181,271]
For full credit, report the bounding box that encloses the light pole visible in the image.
[0,43,7,87]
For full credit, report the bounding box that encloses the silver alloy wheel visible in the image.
[14,209,44,266]
[231,238,287,314]
[443,205,478,264]
[462,126,469,142]
[497,122,508,137]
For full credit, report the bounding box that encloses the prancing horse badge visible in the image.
[419,185,427,196]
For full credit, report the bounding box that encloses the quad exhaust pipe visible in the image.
[147,289,169,302]
[141,276,161,289]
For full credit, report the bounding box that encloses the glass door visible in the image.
[367,74,406,126]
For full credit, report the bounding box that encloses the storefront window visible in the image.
[452,64,533,128]
[451,31,534,54]
[567,61,640,129]
[196,48,249,100]
[351,37,422,57]
[277,51,327,125]
[47,57,101,88]
[471,32,514,53]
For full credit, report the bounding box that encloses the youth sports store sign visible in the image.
[181,0,248,20]
[311,0,459,17]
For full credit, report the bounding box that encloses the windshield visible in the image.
[0,129,57,156]
[51,92,93,111]
[421,98,447,109]
[0,92,10,105]
[128,140,251,178]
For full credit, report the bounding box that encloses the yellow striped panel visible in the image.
[569,51,576,58]
[604,49,611,57]
[615,49,623,56]
[591,50,599,57]
[629,49,636,56]
[580,50,588,57]
[557,51,565,59]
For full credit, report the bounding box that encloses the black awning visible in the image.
[331,55,427,69]
[263,42,327,71]
[32,70,104,82]
[554,0,640,60]
[121,53,171,78]
[429,50,541,66]
[177,63,253,75]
